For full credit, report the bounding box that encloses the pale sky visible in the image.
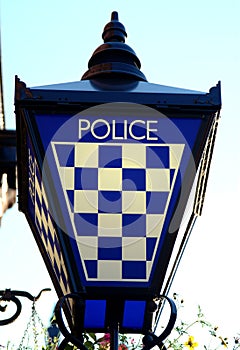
[0,0,240,347]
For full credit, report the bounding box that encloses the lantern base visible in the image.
[54,293,177,350]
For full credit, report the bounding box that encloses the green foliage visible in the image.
[162,293,239,350]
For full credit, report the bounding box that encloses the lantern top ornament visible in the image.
[81,11,147,81]
[102,11,127,43]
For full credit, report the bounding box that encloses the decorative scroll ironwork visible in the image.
[142,296,177,350]
[0,288,51,326]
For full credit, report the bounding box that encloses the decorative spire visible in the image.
[81,11,147,81]
[102,11,127,43]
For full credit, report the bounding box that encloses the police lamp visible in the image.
[15,11,221,349]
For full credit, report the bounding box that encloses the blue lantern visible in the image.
[15,11,221,349]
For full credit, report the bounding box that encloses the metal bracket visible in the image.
[55,293,87,350]
[142,296,177,350]
[0,288,51,326]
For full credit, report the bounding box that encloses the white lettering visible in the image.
[147,120,158,140]
[78,118,158,141]
[129,120,145,140]
[79,119,90,139]
[91,119,110,139]
[112,120,123,140]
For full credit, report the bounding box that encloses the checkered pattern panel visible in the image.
[52,142,184,282]
[28,145,71,296]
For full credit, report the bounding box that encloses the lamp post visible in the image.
[15,11,221,349]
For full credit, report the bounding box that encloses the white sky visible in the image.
[0,0,240,347]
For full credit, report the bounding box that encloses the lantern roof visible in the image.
[31,80,204,94]
[17,77,220,111]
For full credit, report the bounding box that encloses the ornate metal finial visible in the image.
[81,11,147,82]
[102,11,127,43]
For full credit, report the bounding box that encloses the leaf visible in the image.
[119,334,128,344]
[84,340,95,350]
[88,333,97,342]
[64,344,76,350]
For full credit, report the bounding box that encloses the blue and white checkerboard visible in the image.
[28,144,71,296]
[51,142,184,282]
